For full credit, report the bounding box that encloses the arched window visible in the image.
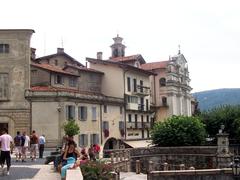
[162,97,167,106]
[159,78,166,86]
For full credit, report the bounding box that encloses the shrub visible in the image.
[80,160,112,180]
[151,115,206,146]
[63,120,80,137]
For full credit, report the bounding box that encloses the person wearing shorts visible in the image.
[0,128,13,176]
[30,130,38,161]
[14,131,22,162]
[21,132,30,162]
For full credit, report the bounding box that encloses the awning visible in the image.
[123,140,152,148]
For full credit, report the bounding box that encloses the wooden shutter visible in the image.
[84,134,88,146]
[90,134,93,145]
[66,106,69,120]
[83,107,87,120]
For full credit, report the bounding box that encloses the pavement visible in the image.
[0,149,60,180]
[120,172,147,180]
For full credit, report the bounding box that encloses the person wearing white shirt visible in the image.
[0,128,13,176]
[21,132,30,162]
[38,135,46,158]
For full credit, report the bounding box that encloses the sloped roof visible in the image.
[141,61,169,70]
[109,54,146,64]
[64,64,104,74]
[30,86,103,96]
[35,52,84,67]
[87,58,155,76]
[31,63,79,76]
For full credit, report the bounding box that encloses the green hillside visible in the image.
[192,88,240,111]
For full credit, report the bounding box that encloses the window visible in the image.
[55,74,64,84]
[120,106,123,114]
[135,114,138,123]
[128,114,132,122]
[102,121,109,130]
[133,78,137,92]
[0,44,9,53]
[92,107,97,121]
[140,80,143,92]
[54,59,58,66]
[162,97,167,106]
[66,105,75,120]
[69,77,77,87]
[0,73,9,100]
[78,106,87,121]
[119,121,124,130]
[127,95,138,103]
[127,77,131,92]
[103,105,107,113]
[146,99,149,111]
[79,134,88,147]
[147,130,150,138]
[160,78,166,86]
[90,134,99,145]
[146,115,149,123]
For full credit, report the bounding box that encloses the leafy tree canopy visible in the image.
[201,105,240,139]
[151,115,206,146]
[63,120,80,137]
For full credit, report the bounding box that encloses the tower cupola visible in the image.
[110,34,126,58]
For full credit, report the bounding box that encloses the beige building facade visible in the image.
[0,29,34,136]
[141,52,193,121]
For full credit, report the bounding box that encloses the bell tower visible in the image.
[110,34,126,58]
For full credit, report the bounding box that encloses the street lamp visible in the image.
[232,157,240,179]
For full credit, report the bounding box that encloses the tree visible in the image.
[201,105,240,139]
[63,120,80,137]
[151,116,206,146]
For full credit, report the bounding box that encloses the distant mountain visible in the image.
[192,88,240,111]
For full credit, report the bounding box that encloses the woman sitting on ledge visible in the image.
[61,141,80,180]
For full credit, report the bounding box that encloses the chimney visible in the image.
[57,48,64,54]
[31,48,36,60]
[97,52,103,60]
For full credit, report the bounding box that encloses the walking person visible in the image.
[30,130,38,161]
[14,131,22,162]
[21,132,30,162]
[38,134,45,158]
[0,128,13,176]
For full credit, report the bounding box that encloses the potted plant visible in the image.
[63,119,80,137]
[103,129,109,138]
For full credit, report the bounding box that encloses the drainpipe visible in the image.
[30,101,32,134]
[100,104,103,144]
[123,69,128,140]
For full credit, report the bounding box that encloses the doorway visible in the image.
[0,123,8,135]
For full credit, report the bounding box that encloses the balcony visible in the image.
[126,122,149,129]
[132,85,150,96]
[126,103,139,110]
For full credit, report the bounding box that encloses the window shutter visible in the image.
[66,106,69,120]
[119,121,124,129]
[90,134,93,145]
[78,107,81,120]
[106,121,109,130]
[70,106,75,119]
[84,107,87,120]
[84,134,88,146]
[79,135,83,146]
[92,107,96,120]
[96,134,99,144]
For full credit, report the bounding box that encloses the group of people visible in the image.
[56,135,100,180]
[0,128,46,176]
[13,130,46,162]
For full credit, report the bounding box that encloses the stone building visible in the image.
[88,35,155,149]
[141,50,193,121]
[0,29,34,135]
[27,48,124,147]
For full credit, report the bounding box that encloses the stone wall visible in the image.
[129,146,219,173]
[148,168,234,180]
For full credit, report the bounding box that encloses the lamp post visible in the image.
[232,157,240,179]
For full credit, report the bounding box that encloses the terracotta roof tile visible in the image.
[141,61,169,70]
[65,64,104,74]
[31,63,79,76]
[30,86,102,96]
[110,54,141,62]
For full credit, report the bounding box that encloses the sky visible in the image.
[1,0,240,92]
